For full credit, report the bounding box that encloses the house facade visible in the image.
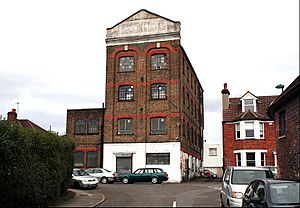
[221,83,277,170]
[66,108,104,169]
[203,144,223,177]
[104,9,204,183]
[268,75,300,179]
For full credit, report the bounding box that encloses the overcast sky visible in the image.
[0,0,298,143]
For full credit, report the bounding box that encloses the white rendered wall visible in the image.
[103,142,181,183]
[203,144,223,168]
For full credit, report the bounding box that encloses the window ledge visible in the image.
[278,135,286,140]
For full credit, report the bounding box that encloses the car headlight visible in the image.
[232,192,243,199]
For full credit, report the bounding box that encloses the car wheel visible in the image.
[74,181,80,189]
[101,177,108,184]
[122,177,129,184]
[151,177,158,184]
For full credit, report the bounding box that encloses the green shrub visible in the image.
[0,121,75,207]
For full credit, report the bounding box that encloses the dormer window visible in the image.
[244,99,254,111]
[241,92,257,112]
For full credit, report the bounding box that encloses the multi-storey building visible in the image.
[66,108,104,169]
[103,9,204,182]
[268,75,300,179]
[221,83,277,170]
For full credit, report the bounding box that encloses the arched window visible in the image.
[75,120,86,134]
[119,56,134,72]
[151,54,167,70]
[88,119,99,134]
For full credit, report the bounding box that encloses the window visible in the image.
[88,119,99,134]
[74,152,84,167]
[151,54,166,70]
[87,151,97,168]
[244,99,254,111]
[150,117,166,134]
[209,148,217,156]
[151,84,166,99]
[236,123,240,139]
[119,56,134,72]
[182,87,185,104]
[118,118,133,134]
[146,153,170,165]
[261,152,265,166]
[245,122,254,138]
[119,85,134,101]
[246,152,256,166]
[279,110,286,137]
[259,122,264,138]
[75,120,86,134]
[236,153,241,166]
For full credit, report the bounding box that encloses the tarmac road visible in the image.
[85,181,221,207]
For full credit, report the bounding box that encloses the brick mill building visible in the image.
[268,75,300,179]
[221,83,277,170]
[103,9,204,182]
[66,108,104,169]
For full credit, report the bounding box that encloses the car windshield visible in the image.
[270,182,300,204]
[103,168,111,172]
[231,170,272,185]
[73,169,89,176]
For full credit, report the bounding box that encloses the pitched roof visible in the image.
[16,119,47,132]
[223,95,278,122]
[107,9,180,30]
[268,75,300,117]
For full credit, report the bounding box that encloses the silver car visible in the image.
[86,168,118,184]
[70,168,99,189]
[220,166,274,207]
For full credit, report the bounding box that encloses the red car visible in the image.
[201,170,217,179]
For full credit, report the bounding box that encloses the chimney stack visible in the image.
[221,83,230,110]
[7,109,17,122]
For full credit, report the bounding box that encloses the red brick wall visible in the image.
[223,122,276,168]
[273,95,300,179]
[66,109,104,168]
[104,40,203,159]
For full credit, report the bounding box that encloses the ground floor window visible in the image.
[87,151,97,168]
[236,153,241,166]
[74,151,84,167]
[246,152,256,166]
[146,153,170,165]
[261,152,266,166]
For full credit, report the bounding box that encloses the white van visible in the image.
[220,166,274,207]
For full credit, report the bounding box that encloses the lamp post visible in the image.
[275,84,284,92]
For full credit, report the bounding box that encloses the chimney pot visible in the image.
[224,83,227,89]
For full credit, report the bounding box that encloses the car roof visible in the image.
[228,166,270,171]
[258,178,300,184]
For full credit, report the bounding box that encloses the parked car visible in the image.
[242,178,300,207]
[121,168,169,184]
[201,170,218,179]
[70,168,99,189]
[220,166,274,207]
[86,168,118,184]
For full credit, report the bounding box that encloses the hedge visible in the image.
[0,121,75,207]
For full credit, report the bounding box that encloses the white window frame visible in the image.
[236,123,241,139]
[245,122,255,138]
[209,148,217,156]
[259,122,264,139]
[233,150,267,167]
[240,93,257,112]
